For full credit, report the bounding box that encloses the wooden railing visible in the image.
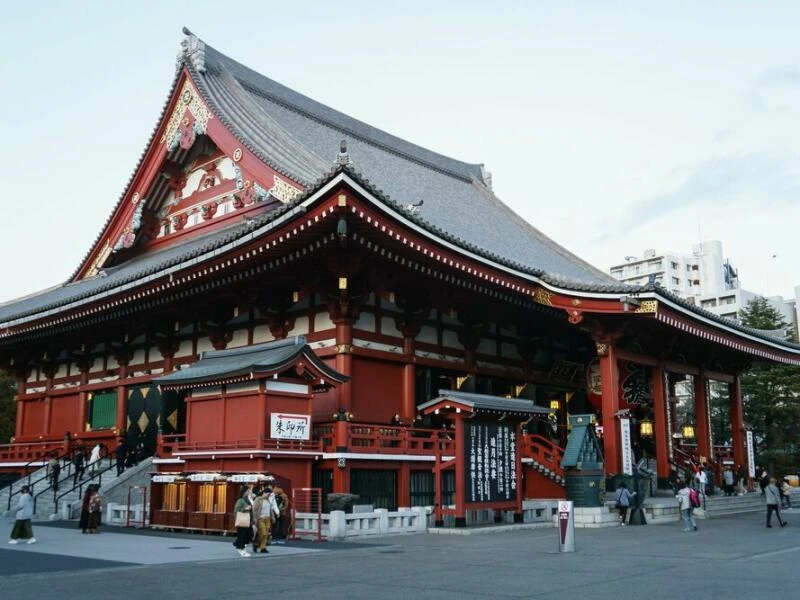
[156,426,567,468]
[521,434,565,479]
[0,441,64,463]
[314,423,455,455]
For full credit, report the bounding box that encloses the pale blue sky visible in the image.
[1,1,798,302]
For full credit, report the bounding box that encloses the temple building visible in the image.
[2,29,799,529]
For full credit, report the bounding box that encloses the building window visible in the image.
[721,312,738,321]
[720,296,735,305]
[89,390,117,430]
[672,277,680,285]
[701,299,717,308]
[686,265,692,272]
[671,261,679,270]
[611,268,622,276]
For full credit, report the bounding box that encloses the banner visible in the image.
[270,413,311,440]
[620,418,633,475]
[464,422,517,503]
[746,430,755,479]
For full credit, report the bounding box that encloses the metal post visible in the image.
[557,500,575,553]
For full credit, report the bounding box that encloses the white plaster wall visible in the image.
[315,311,334,333]
[229,328,248,348]
[477,338,496,356]
[293,316,310,336]
[130,349,146,368]
[355,312,376,332]
[418,325,437,345]
[381,316,402,338]
[196,337,214,355]
[442,330,463,349]
[107,356,119,370]
[252,325,275,344]
[175,340,194,359]
[501,342,522,361]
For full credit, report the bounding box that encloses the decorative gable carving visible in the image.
[161,81,213,152]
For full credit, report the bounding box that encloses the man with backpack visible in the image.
[676,480,699,532]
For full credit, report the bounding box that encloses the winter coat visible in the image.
[765,483,781,506]
[16,492,34,520]
[614,487,633,507]
[676,487,693,511]
[253,494,279,519]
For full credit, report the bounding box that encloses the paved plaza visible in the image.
[1,511,798,600]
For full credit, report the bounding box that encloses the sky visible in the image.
[1,1,798,304]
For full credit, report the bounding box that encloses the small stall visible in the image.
[150,473,188,528]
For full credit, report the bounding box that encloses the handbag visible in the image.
[234,511,250,528]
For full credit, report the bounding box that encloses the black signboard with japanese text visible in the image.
[464,422,517,504]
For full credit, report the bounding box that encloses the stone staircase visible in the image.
[697,489,798,519]
[1,457,153,519]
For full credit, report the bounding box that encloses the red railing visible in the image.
[158,433,322,455]
[0,441,63,463]
[521,434,565,479]
[314,423,455,455]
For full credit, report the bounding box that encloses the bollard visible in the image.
[557,500,575,553]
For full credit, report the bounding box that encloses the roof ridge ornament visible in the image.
[336,139,352,167]
[177,27,206,73]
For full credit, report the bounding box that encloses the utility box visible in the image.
[561,414,604,508]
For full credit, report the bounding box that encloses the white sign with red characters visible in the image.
[270,413,311,440]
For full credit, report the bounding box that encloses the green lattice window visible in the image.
[90,391,116,430]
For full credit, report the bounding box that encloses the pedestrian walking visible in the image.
[736,464,747,495]
[233,487,253,557]
[676,480,698,532]
[88,443,102,476]
[79,486,93,534]
[48,453,61,491]
[252,487,279,553]
[758,467,769,495]
[765,477,786,528]
[271,484,289,543]
[614,482,635,526]
[116,442,127,476]
[8,485,36,545]
[87,485,102,533]
[73,447,86,485]
[723,466,735,496]
[780,478,792,510]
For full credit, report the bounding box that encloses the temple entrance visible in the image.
[125,385,185,453]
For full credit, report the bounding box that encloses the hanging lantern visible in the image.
[682,423,695,439]
[549,399,561,411]
[639,418,654,437]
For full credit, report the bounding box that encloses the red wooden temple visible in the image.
[1,29,799,528]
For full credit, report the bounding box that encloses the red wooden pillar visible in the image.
[729,376,746,471]
[335,320,353,413]
[332,462,350,494]
[598,342,620,475]
[15,399,24,440]
[652,364,670,481]
[693,373,711,462]
[257,388,267,449]
[77,368,89,435]
[397,462,410,508]
[401,334,416,422]
[453,415,466,527]
[43,397,52,437]
[115,362,129,435]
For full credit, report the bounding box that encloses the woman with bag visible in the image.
[233,488,252,557]
[614,482,634,526]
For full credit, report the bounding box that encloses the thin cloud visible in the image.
[590,151,799,243]
[752,65,800,112]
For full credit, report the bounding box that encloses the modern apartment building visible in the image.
[609,241,797,332]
